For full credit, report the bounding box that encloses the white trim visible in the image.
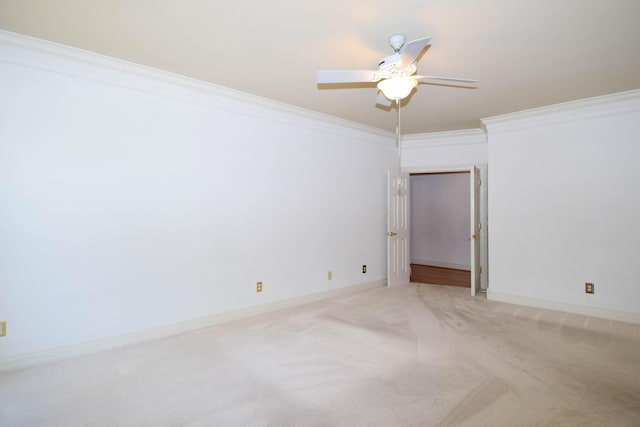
[0,280,385,373]
[403,128,487,148]
[0,29,394,146]
[487,290,640,325]
[481,89,640,135]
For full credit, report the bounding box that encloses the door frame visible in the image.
[404,164,488,293]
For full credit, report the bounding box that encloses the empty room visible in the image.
[1,1,639,426]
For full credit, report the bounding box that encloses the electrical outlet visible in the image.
[585,282,594,294]
[328,271,332,280]
[256,281,263,293]
[362,265,367,274]
[0,321,6,337]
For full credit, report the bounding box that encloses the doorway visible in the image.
[386,165,487,294]
[410,171,471,287]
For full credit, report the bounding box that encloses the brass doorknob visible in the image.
[388,231,397,237]
[471,234,479,240]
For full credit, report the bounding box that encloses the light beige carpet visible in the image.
[1,284,639,426]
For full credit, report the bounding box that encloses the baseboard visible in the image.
[0,280,385,373]
[487,290,640,325]
[410,259,470,271]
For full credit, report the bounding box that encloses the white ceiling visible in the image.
[1,0,639,134]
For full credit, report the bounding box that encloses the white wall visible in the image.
[410,173,470,270]
[0,31,396,359]
[483,90,640,319]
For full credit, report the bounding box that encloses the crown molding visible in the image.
[402,128,487,149]
[481,89,640,135]
[0,30,394,146]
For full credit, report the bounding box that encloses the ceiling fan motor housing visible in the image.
[375,58,417,81]
[378,53,401,67]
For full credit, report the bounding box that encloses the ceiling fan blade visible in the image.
[317,70,380,84]
[398,36,431,66]
[376,90,392,107]
[415,75,477,84]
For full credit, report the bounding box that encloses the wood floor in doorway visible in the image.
[411,264,470,287]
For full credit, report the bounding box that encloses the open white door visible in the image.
[470,166,481,296]
[387,170,410,286]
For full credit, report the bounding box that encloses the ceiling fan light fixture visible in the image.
[377,77,418,101]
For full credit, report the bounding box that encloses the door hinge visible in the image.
[480,266,483,274]
[477,178,481,187]
[478,223,482,230]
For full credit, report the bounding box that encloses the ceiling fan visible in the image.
[317,34,476,107]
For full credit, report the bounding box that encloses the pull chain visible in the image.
[396,98,402,171]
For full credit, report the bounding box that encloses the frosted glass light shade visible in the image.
[377,77,418,100]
